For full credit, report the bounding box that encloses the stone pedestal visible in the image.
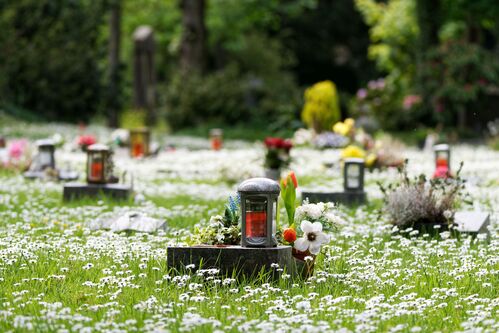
[63,183,131,201]
[167,245,296,280]
[302,191,367,205]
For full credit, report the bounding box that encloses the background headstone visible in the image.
[133,26,156,124]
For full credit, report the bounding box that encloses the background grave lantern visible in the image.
[64,143,129,201]
[434,144,451,170]
[87,144,115,184]
[130,128,150,158]
[209,128,223,151]
[238,178,280,247]
[35,139,56,171]
[344,158,365,192]
[301,158,367,206]
[24,138,79,181]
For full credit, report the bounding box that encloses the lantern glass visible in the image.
[130,129,150,158]
[86,144,113,184]
[38,148,54,169]
[35,139,55,171]
[238,177,280,248]
[87,151,104,183]
[244,197,267,238]
[436,150,449,167]
[210,129,223,151]
[344,158,364,192]
[346,164,360,188]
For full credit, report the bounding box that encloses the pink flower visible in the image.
[403,95,421,110]
[77,135,96,147]
[8,140,28,160]
[357,89,367,99]
[433,166,451,179]
[264,137,293,151]
[376,78,385,89]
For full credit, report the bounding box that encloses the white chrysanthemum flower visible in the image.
[294,220,330,255]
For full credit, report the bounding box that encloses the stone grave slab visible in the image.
[63,183,131,201]
[454,211,490,236]
[167,245,297,280]
[24,170,79,181]
[302,191,367,205]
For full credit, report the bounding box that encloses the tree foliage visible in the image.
[0,0,107,122]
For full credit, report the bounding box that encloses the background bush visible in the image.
[0,0,107,122]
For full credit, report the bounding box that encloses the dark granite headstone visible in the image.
[63,183,131,201]
[302,191,367,205]
[167,245,297,280]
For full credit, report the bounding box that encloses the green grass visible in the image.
[0,174,496,332]
[0,122,497,332]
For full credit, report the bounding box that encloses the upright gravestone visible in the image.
[133,26,155,122]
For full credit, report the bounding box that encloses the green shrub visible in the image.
[301,81,341,132]
[420,41,499,128]
[165,33,301,131]
[0,0,107,122]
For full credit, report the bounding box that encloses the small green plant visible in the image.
[191,196,241,245]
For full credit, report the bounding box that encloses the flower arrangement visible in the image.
[1,139,31,170]
[194,172,341,277]
[264,137,292,170]
[340,135,404,170]
[379,162,465,231]
[280,172,343,272]
[292,128,315,147]
[191,196,241,245]
[77,135,97,151]
[313,132,349,149]
[301,81,341,132]
[333,118,355,137]
[341,145,366,160]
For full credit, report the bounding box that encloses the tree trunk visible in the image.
[108,0,121,128]
[179,0,206,74]
[415,0,441,122]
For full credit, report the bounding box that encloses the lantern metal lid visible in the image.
[237,177,281,194]
[344,157,364,165]
[131,127,150,134]
[433,143,450,152]
[210,128,223,136]
[36,139,55,148]
[87,143,110,152]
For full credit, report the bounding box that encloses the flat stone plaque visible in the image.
[63,183,131,201]
[24,170,79,181]
[454,211,490,236]
[167,245,296,280]
[302,191,367,205]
